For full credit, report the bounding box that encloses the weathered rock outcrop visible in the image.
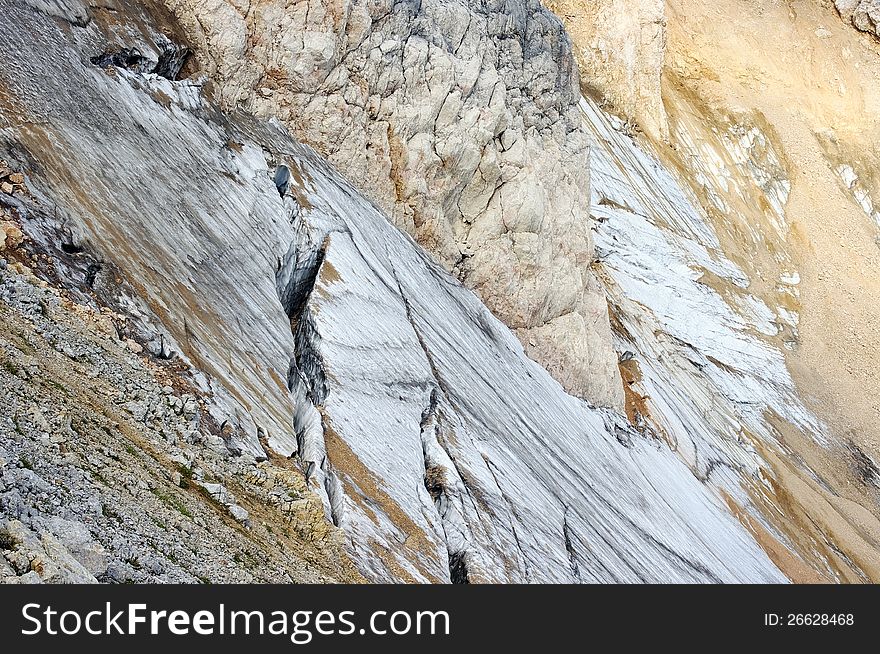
[162,0,624,408]
[0,251,356,584]
[836,0,880,39]
[546,0,668,141]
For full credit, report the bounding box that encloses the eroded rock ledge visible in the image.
[836,0,880,39]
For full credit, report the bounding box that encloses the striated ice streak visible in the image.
[836,164,880,228]
[580,96,826,490]
[280,143,787,583]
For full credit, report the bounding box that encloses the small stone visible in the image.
[228,504,249,524]
[0,182,13,195]
[17,571,43,584]
[198,481,235,505]
[0,222,24,250]
[125,339,143,354]
[28,405,50,432]
[183,398,198,415]
[8,172,24,185]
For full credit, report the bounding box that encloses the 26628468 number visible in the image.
[786,614,854,626]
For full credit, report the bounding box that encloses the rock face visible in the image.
[163,0,624,408]
[836,0,880,38]
[0,0,788,582]
[545,0,668,141]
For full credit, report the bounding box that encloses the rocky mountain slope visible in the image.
[0,247,357,583]
[1,0,878,583]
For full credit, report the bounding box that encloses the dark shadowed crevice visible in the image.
[84,262,101,288]
[276,243,324,324]
[60,240,84,254]
[90,40,192,81]
[562,507,583,582]
[275,241,328,404]
[291,306,328,405]
[91,48,155,73]
[448,551,470,584]
[154,43,191,80]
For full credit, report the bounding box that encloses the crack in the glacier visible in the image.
[387,260,504,580]
[391,273,491,535]
[447,551,470,584]
[562,505,583,583]
[274,234,344,526]
[90,38,192,81]
[482,456,532,582]
[419,381,474,584]
[290,306,328,405]
[388,240,725,581]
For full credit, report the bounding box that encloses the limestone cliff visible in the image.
[545,0,668,141]
[3,0,880,584]
[836,0,880,38]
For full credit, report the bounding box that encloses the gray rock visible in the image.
[0,553,16,578]
[35,516,108,577]
[228,504,249,525]
[197,482,235,506]
[16,571,44,584]
[836,0,880,38]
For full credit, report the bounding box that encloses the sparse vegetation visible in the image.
[176,462,194,489]
[12,331,35,354]
[151,487,193,519]
[45,379,69,395]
